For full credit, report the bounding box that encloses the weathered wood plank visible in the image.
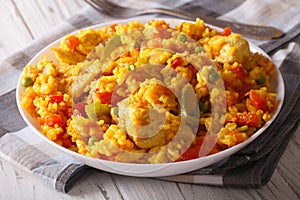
[178,174,298,200]
[178,183,265,200]
[0,157,63,199]
[276,127,300,197]
[68,171,124,200]
[12,0,87,38]
[260,170,299,200]
[0,0,33,59]
[0,158,122,200]
[111,174,185,200]
[0,0,87,60]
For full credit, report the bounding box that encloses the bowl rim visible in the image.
[16,17,285,176]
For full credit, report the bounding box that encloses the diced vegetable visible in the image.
[249,90,269,112]
[198,101,209,113]
[103,35,121,58]
[88,136,99,146]
[171,57,182,69]
[256,75,266,84]
[96,91,112,104]
[85,103,111,121]
[197,134,220,157]
[181,144,201,160]
[236,113,259,128]
[221,27,232,36]
[134,38,143,48]
[126,63,135,71]
[231,64,248,80]
[22,77,33,87]
[65,35,79,51]
[208,70,219,83]
[181,135,219,160]
[195,46,203,53]
[178,33,187,42]
[236,83,252,102]
[38,115,65,127]
[49,95,64,103]
[108,24,117,34]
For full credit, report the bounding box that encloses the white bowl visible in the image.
[16,18,284,177]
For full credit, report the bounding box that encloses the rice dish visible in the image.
[20,18,278,163]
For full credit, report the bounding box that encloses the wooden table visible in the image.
[0,1,299,199]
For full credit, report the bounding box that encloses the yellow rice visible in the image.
[20,18,278,163]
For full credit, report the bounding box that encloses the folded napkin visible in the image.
[1,0,300,193]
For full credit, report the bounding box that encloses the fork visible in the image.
[84,0,283,40]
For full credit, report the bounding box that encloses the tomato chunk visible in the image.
[65,35,79,51]
[249,90,269,112]
[96,91,112,104]
[108,24,117,34]
[231,64,248,80]
[221,27,232,36]
[181,145,201,161]
[236,83,252,102]
[38,115,65,128]
[171,57,182,69]
[56,133,74,148]
[236,113,259,128]
[49,95,64,104]
[181,135,219,160]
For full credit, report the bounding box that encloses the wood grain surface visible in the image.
[0,0,299,199]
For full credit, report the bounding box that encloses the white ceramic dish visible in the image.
[16,18,284,177]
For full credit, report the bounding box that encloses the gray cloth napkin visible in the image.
[1,0,300,193]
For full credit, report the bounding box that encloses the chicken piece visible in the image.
[76,29,102,55]
[207,34,251,64]
[117,81,179,149]
[53,48,86,65]
[53,29,102,65]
